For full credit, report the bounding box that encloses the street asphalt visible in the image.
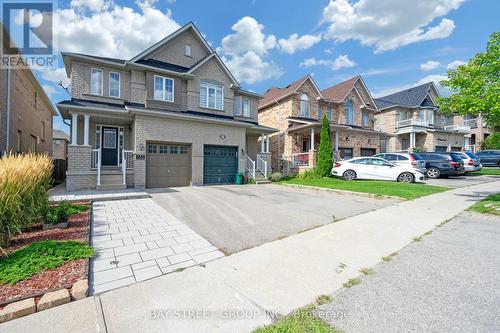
[320,210,500,333]
[149,184,399,253]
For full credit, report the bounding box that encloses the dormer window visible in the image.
[91,68,103,95]
[154,75,174,102]
[185,44,192,57]
[299,93,310,117]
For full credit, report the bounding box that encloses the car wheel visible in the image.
[342,170,357,181]
[398,172,415,183]
[427,167,441,179]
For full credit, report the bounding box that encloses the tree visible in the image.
[438,32,500,130]
[481,132,500,150]
[315,113,333,177]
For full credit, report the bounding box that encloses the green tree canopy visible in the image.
[438,32,500,130]
[315,113,333,177]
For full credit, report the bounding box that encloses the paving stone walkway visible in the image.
[90,198,224,294]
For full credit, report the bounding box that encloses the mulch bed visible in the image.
[0,202,91,306]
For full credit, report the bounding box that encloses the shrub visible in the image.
[316,114,333,177]
[412,146,427,153]
[0,153,52,246]
[481,132,500,150]
[299,169,320,179]
[269,172,282,182]
[45,202,90,225]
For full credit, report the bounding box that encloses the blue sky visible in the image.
[15,0,499,133]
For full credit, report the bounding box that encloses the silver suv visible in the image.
[373,153,427,172]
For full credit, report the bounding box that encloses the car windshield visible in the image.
[465,151,478,158]
[412,153,424,160]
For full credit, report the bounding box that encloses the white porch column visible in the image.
[410,132,416,148]
[83,114,90,146]
[260,133,265,153]
[265,134,270,153]
[71,113,78,145]
[335,131,339,150]
[310,128,315,150]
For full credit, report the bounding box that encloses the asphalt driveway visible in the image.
[149,184,399,254]
[424,173,498,188]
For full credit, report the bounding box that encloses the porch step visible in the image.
[100,174,123,183]
[97,183,126,191]
[255,178,271,185]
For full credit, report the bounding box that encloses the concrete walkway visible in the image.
[49,186,150,202]
[4,180,499,333]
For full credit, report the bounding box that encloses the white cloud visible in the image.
[53,1,180,58]
[324,48,333,54]
[222,52,283,85]
[300,54,356,71]
[42,84,57,96]
[37,67,71,87]
[278,33,321,54]
[219,17,282,84]
[420,60,441,71]
[322,0,464,53]
[446,60,466,69]
[221,16,276,56]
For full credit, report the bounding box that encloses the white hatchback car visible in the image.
[331,157,425,183]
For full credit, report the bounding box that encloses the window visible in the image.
[154,76,174,102]
[41,121,45,141]
[371,158,391,166]
[184,44,192,57]
[17,130,22,152]
[169,146,178,154]
[318,106,323,120]
[327,106,333,120]
[180,146,188,154]
[91,68,103,95]
[435,146,447,152]
[242,97,250,117]
[103,129,116,149]
[361,111,369,126]
[200,80,223,110]
[360,148,376,156]
[384,154,398,161]
[401,138,408,150]
[95,126,101,149]
[380,138,388,153]
[352,158,370,164]
[301,138,310,152]
[234,96,242,116]
[109,72,120,98]
[299,94,310,117]
[159,145,168,154]
[398,111,409,121]
[34,91,37,108]
[428,110,434,124]
[418,110,425,121]
[30,135,37,152]
[339,148,353,160]
[346,99,354,124]
[148,144,157,153]
[55,139,61,146]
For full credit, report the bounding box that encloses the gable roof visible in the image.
[374,82,439,110]
[187,53,240,87]
[321,75,377,110]
[135,58,191,73]
[53,129,70,141]
[129,22,212,63]
[258,74,322,110]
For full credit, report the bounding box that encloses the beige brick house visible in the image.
[52,129,70,160]
[0,26,57,157]
[57,23,274,191]
[374,82,471,152]
[258,75,390,174]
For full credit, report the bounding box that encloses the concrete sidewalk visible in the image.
[3,180,499,333]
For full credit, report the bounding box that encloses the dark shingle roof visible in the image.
[258,75,311,109]
[65,52,126,64]
[321,76,359,102]
[135,59,191,73]
[374,82,436,110]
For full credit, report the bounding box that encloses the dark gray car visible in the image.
[475,150,500,167]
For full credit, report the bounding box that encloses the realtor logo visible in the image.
[1,1,57,68]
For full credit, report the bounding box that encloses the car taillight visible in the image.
[410,154,417,166]
[468,160,474,166]
[334,162,341,168]
[450,161,459,167]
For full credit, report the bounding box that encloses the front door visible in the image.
[102,127,118,166]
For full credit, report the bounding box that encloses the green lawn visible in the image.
[252,307,341,333]
[0,240,94,284]
[279,177,449,200]
[468,193,500,216]
[469,168,500,176]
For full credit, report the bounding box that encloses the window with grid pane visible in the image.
[200,80,223,110]
[154,76,174,102]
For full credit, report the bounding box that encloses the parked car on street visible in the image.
[475,150,500,167]
[418,152,465,178]
[373,152,426,173]
[456,151,482,172]
[331,157,425,183]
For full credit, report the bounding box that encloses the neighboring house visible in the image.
[52,129,70,160]
[374,82,470,152]
[258,75,390,174]
[461,115,490,152]
[57,22,275,191]
[0,25,57,157]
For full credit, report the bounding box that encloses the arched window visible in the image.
[346,99,354,124]
[300,94,310,117]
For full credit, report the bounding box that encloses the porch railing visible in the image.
[245,154,256,179]
[396,119,430,128]
[91,148,101,186]
[466,144,477,152]
[464,118,478,128]
[256,154,267,178]
[291,153,310,167]
[122,150,134,185]
[444,124,471,132]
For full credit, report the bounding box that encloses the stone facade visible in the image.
[52,137,68,160]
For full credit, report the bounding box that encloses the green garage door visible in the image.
[146,143,191,188]
[203,145,238,185]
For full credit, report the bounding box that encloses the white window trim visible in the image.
[154,75,175,102]
[200,81,224,110]
[185,44,192,57]
[234,96,242,116]
[242,97,251,118]
[109,71,121,98]
[300,94,310,118]
[91,68,103,95]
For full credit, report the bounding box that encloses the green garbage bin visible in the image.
[235,173,243,185]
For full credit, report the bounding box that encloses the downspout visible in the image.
[5,67,11,152]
